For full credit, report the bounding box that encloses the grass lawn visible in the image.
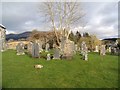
[2,50,118,88]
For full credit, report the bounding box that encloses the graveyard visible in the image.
[2,49,118,88]
[1,1,119,89]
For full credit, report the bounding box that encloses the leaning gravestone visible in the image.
[45,43,50,52]
[100,45,106,55]
[32,42,40,58]
[16,42,25,55]
[53,47,60,59]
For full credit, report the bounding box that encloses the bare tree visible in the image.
[39,1,85,45]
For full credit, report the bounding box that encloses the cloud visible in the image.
[2,2,118,39]
[76,2,118,39]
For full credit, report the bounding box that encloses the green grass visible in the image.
[2,50,118,88]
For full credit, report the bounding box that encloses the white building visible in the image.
[0,24,6,51]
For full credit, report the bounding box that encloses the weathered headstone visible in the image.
[45,43,50,52]
[62,39,75,59]
[81,41,88,61]
[94,46,99,52]
[47,53,51,60]
[53,47,60,59]
[108,47,111,53]
[100,45,106,55]
[81,41,85,55]
[16,42,25,55]
[32,42,40,58]
[60,36,66,54]
[83,46,88,61]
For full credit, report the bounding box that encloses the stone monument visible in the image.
[16,42,25,55]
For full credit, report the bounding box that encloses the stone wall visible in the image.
[0,26,6,51]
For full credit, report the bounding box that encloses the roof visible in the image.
[0,24,6,29]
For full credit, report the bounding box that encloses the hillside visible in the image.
[6,32,31,41]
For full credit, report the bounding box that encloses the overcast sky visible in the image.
[1,1,118,39]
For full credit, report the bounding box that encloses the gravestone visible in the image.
[47,53,51,60]
[45,43,50,52]
[81,41,88,61]
[62,39,75,59]
[60,36,66,54]
[100,45,106,55]
[16,42,25,55]
[94,46,99,52]
[53,46,60,59]
[81,41,85,55]
[83,46,88,61]
[32,42,40,58]
[108,47,111,53]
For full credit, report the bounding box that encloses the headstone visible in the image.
[100,45,106,55]
[45,43,50,52]
[108,47,111,53]
[53,47,60,59]
[62,39,75,59]
[83,46,88,61]
[94,46,99,52]
[47,53,51,60]
[81,41,85,55]
[81,41,88,61]
[32,42,40,58]
[60,36,66,54]
[16,42,25,55]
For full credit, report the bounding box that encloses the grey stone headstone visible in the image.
[108,47,111,53]
[60,36,66,54]
[45,43,50,52]
[94,46,99,52]
[16,42,25,55]
[100,45,106,55]
[81,41,86,55]
[81,41,88,61]
[32,42,40,58]
[83,46,88,61]
[53,47,60,59]
[62,40,75,59]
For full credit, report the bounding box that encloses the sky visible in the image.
[1,1,118,39]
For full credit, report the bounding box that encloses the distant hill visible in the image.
[102,38,118,41]
[6,31,31,41]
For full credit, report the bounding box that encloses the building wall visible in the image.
[0,27,6,51]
